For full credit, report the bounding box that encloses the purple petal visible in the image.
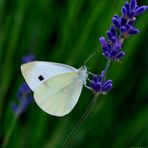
[136,6,148,16]
[110,50,118,58]
[129,10,136,18]
[98,70,105,82]
[120,26,127,33]
[110,26,117,37]
[128,28,140,35]
[128,20,135,25]
[99,37,107,47]
[90,81,102,92]
[125,24,132,30]
[107,43,111,49]
[121,17,127,26]
[112,17,121,29]
[102,80,112,87]
[113,14,120,19]
[125,1,130,14]
[113,42,121,50]
[92,75,99,83]
[116,51,125,59]
[106,31,112,40]
[130,0,137,10]
[102,47,109,52]
[103,50,110,58]
[121,6,127,16]
[102,80,113,92]
[111,36,117,43]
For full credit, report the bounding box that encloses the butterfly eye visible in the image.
[38,75,44,81]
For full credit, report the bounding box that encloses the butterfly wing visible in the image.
[21,61,78,91]
[34,72,83,116]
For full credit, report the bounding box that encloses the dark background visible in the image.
[0,0,148,147]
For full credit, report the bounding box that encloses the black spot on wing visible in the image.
[38,75,44,81]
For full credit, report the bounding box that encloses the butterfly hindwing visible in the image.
[34,72,83,116]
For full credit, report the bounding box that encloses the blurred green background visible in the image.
[0,0,148,147]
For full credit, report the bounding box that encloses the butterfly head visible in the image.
[78,66,88,85]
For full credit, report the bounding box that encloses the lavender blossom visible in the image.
[90,71,113,94]
[11,54,35,116]
[90,0,147,93]
[99,0,147,61]
[11,83,33,116]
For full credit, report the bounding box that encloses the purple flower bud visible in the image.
[107,43,111,49]
[113,14,120,19]
[122,7,127,16]
[110,50,118,58]
[116,51,125,59]
[90,81,102,92]
[103,50,110,58]
[130,0,137,10]
[128,20,135,25]
[128,28,140,35]
[111,36,117,43]
[102,80,113,92]
[121,17,127,26]
[110,26,117,37]
[120,26,127,33]
[125,1,130,14]
[92,75,99,83]
[106,31,112,40]
[102,83,112,92]
[99,37,107,47]
[136,6,148,16]
[112,17,121,29]
[98,70,105,82]
[125,24,132,30]
[129,10,136,18]
[90,73,113,94]
[114,42,121,50]
[102,47,109,52]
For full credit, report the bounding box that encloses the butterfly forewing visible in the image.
[34,72,83,116]
[21,61,78,91]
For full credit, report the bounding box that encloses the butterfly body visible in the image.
[21,61,87,116]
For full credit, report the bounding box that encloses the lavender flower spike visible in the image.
[99,0,147,61]
[11,54,36,116]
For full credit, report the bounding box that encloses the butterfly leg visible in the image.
[84,84,92,90]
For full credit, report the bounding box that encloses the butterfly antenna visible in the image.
[61,94,99,148]
[84,52,96,66]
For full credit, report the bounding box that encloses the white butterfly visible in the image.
[21,61,88,117]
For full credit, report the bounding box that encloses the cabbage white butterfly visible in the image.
[21,61,88,117]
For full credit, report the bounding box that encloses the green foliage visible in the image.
[0,0,147,147]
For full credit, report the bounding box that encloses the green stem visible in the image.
[103,59,111,82]
[2,115,19,148]
[61,94,99,148]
